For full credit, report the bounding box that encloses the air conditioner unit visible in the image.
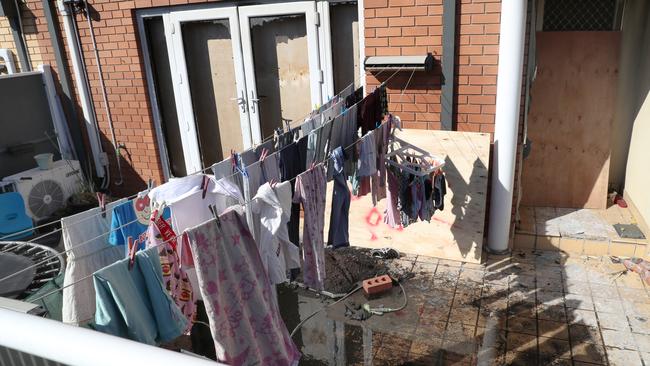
[2,160,84,220]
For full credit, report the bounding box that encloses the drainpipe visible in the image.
[440,0,456,131]
[41,0,88,178]
[57,0,106,179]
[7,0,31,71]
[487,0,528,254]
[83,0,123,186]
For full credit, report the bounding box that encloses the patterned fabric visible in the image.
[185,210,301,366]
[146,224,195,329]
[292,164,327,291]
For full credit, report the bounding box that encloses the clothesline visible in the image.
[0,70,381,242]
[0,67,410,287]
[24,121,386,303]
[0,68,403,242]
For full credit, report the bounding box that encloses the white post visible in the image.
[0,308,222,366]
[57,0,106,178]
[487,0,528,253]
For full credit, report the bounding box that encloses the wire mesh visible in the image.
[543,0,616,31]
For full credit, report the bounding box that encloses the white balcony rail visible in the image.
[0,307,223,366]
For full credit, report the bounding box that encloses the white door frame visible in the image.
[238,1,323,143]
[137,1,367,178]
[167,7,250,173]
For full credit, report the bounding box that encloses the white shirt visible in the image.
[251,182,300,284]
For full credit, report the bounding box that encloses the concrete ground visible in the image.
[308,250,650,365]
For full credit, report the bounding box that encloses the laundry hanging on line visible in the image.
[19,75,448,365]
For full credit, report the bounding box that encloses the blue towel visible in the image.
[93,247,188,345]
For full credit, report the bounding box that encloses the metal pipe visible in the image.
[7,0,30,72]
[83,0,123,186]
[0,308,221,366]
[56,0,106,179]
[441,0,457,131]
[41,0,88,177]
[487,0,528,253]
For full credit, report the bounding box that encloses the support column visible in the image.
[487,0,528,253]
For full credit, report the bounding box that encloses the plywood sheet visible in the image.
[522,32,620,209]
[324,129,491,263]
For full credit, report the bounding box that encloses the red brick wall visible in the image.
[364,0,501,136]
[5,0,532,244]
[19,0,166,196]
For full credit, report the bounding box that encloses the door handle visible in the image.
[230,91,247,113]
[249,90,260,113]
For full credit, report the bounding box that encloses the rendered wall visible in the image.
[619,0,650,232]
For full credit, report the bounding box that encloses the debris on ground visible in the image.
[618,257,650,285]
[370,248,400,259]
[295,247,410,294]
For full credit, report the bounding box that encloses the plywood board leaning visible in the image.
[522,32,620,209]
[324,129,490,263]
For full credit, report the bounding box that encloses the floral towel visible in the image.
[184,210,300,366]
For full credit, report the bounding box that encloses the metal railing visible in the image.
[0,308,223,366]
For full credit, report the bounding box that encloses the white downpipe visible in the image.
[487,0,528,253]
[57,0,106,178]
[0,308,221,365]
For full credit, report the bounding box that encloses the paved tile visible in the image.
[565,293,594,311]
[571,342,608,364]
[321,250,650,365]
[507,316,537,336]
[598,311,631,331]
[506,332,537,354]
[537,319,569,340]
[632,332,650,350]
[569,324,603,345]
[590,284,620,299]
[593,298,623,314]
[600,329,638,350]
[538,336,571,362]
[606,348,643,366]
[568,309,599,327]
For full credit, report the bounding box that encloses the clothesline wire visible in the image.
[26,117,395,303]
[0,73,373,242]
[1,67,408,287]
[2,67,393,242]
[27,221,190,303]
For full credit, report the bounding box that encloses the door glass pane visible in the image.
[250,14,311,139]
[330,3,360,93]
[182,19,244,167]
[144,17,186,176]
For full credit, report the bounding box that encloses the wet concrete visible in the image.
[278,249,650,365]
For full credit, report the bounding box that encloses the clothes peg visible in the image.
[128,237,137,270]
[208,205,221,228]
[96,192,106,218]
[259,148,269,162]
[201,175,210,199]
[147,178,155,191]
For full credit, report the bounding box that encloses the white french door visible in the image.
[238,2,322,143]
[166,2,322,173]
[167,7,249,174]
